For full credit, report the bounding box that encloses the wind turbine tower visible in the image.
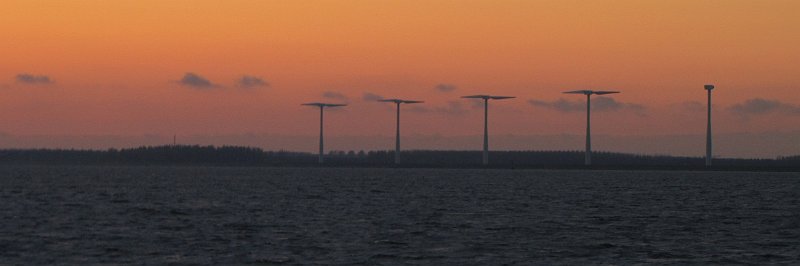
[563,90,620,166]
[302,102,347,164]
[378,99,424,165]
[461,94,515,166]
[704,84,715,167]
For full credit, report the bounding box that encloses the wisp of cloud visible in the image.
[730,98,800,116]
[435,84,457,93]
[180,73,216,89]
[362,92,384,101]
[322,91,349,101]
[238,75,269,88]
[529,97,646,115]
[15,73,52,85]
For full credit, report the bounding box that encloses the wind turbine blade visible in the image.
[462,95,489,99]
[401,100,424,104]
[563,90,591,95]
[303,102,347,107]
[594,91,620,95]
[489,96,515,100]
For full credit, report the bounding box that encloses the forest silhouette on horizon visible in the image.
[1,145,798,171]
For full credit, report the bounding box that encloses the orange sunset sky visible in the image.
[1,0,799,156]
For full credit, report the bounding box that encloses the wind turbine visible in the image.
[563,90,620,166]
[378,98,424,165]
[704,84,715,167]
[461,94,515,165]
[302,102,347,164]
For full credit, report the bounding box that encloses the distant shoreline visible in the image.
[1,145,798,172]
[2,163,799,173]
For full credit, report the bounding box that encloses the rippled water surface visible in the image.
[1,166,799,264]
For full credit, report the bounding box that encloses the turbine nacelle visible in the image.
[378,99,424,104]
[704,84,715,91]
[302,102,347,108]
[563,90,620,95]
[461,95,516,100]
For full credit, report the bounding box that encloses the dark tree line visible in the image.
[0,146,289,166]
[0,145,798,170]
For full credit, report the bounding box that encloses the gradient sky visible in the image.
[1,0,799,155]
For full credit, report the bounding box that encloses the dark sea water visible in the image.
[1,166,799,265]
